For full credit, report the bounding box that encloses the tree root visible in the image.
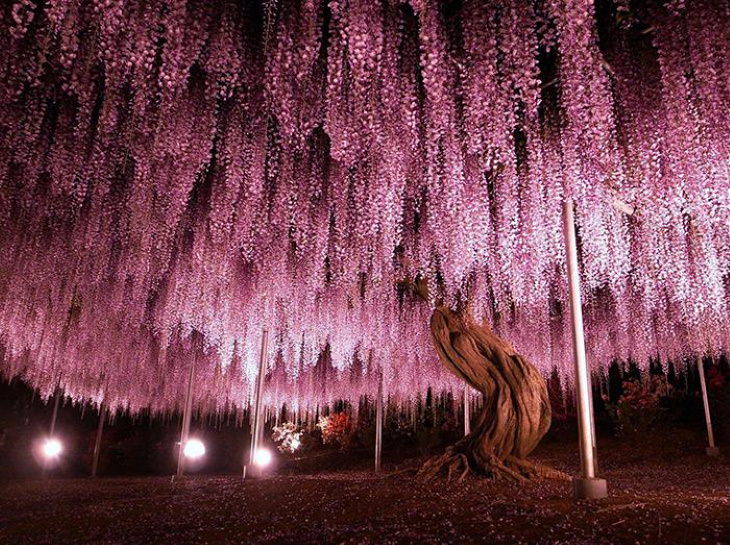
[418,446,472,482]
[417,446,570,483]
[504,455,570,481]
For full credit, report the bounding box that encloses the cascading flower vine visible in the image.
[0,0,727,415]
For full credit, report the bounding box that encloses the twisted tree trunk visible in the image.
[418,306,566,481]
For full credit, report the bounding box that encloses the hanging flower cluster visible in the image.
[0,0,727,414]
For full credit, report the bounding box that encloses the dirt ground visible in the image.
[0,435,728,545]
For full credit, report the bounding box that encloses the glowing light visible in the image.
[253,448,272,467]
[183,438,206,459]
[290,437,301,451]
[42,438,62,458]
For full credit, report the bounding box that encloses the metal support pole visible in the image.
[464,388,471,436]
[375,371,383,473]
[43,386,62,476]
[587,376,599,476]
[91,403,105,477]
[49,387,61,436]
[247,329,269,478]
[176,354,197,478]
[563,198,607,499]
[697,357,719,456]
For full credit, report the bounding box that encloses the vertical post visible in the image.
[91,403,105,477]
[563,198,607,499]
[176,353,197,478]
[49,387,61,436]
[247,328,269,477]
[587,378,599,476]
[463,388,471,436]
[375,370,383,473]
[697,357,719,456]
[43,386,62,476]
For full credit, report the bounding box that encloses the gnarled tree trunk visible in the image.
[418,306,566,481]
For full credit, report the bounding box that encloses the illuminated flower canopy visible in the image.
[0,0,727,413]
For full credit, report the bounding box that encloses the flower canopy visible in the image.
[0,0,728,412]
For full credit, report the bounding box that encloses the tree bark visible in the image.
[418,306,566,481]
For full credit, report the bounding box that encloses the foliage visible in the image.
[707,366,730,441]
[317,413,357,452]
[604,376,669,435]
[386,413,417,441]
[271,422,304,454]
[413,400,460,456]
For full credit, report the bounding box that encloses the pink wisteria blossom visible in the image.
[0,0,727,414]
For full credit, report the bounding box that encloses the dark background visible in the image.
[1,356,727,479]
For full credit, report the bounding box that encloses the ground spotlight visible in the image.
[183,438,206,459]
[42,437,63,459]
[253,447,272,467]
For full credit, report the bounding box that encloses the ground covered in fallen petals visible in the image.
[1,436,728,545]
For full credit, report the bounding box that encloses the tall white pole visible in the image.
[563,198,607,499]
[463,388,471,436]
[697,357,719,456]
[247,328,269,477]
[375,370,383,473]
[176,353,196,478]
[587,376,599,475]
[91,403,105,477]
[43,385,62,476]
[49,386,61,436]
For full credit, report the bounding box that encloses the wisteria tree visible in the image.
[0,0,728,476]
[399,276,556,480]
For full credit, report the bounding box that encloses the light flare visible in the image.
[253,448,273,467]
[42,438,62,458]
[183,439,206,459]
